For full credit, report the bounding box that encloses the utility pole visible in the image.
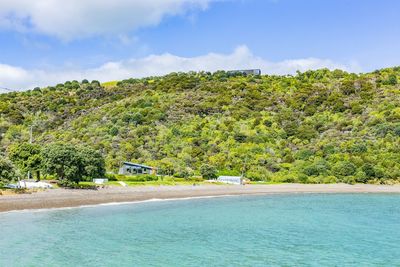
[27,113,39,180]
[241,155,249,178]
[29,125,33,144]
[27,125,33,180]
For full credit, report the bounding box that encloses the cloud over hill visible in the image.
[0,46,360,90]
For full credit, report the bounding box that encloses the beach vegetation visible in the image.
[200,164,218,179]
[0,155,18,184]
[8,143,43,181]
[41,143,105,184]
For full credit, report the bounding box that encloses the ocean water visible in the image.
[0,194,399,267]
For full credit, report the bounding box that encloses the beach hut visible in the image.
[217,176,243,185]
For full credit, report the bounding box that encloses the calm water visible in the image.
[1,194,399,267]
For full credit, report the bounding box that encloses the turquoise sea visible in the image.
[1,194,399,266]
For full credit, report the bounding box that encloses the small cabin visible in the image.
[217,176,243,185]
[119,162,156,175]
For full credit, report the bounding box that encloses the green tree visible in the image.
[0,156,17,182]
[42,143,105,183]
[79,147,106,180]
[332,161,357,177]
[200,164,217,179]
[8,143,43,181]
[109,126,119,136]
[42,143,83,183]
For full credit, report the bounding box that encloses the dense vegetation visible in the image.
[0,142,105,186]
[1,68,400,184]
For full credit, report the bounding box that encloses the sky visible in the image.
[0,0,399,90]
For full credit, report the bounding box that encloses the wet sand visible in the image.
[1,183,400,212]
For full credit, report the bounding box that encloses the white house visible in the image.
[217,176,243,185]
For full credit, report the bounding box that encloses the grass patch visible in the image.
[248,181,284,185]
[102,81,118,88]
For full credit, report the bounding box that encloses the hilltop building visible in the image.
[227,69,261,76]
[119,162,157,175]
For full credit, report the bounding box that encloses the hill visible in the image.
[1,68,400,183]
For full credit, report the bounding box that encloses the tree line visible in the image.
[0,67,400,184]
[0,142,105,185]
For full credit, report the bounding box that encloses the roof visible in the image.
[227,69,261,74]
[122,162,154,169]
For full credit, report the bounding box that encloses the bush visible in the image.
[362,163,375,178]
[124,175,158,182]
[246,166,272,181]
[355,170,368,183]
[105,173,118,181]
[297,173,309,183]
[272,172,297,183]
[295,149,314,160]
[332,161,357,177]
[173,167,194,179]
[342,176,356,185]
[200,164,217,179]
[303,161,329,177]
[57,180,98,190]
[306,175,324,184]
[323,176,338,184]
[0,156,18,182]
[109,127,119,136]
[187,176,204,182]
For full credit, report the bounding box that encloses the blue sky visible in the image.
[0,0,399,89]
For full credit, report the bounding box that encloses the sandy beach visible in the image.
[1,183,400,212]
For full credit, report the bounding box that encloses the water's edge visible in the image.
[2,190,398,215]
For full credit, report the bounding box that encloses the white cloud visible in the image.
[0,45,361,91]
[0,0,212,39]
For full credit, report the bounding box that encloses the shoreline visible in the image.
[1,183,400,213]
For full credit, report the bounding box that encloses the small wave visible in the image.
[0,194,240,215]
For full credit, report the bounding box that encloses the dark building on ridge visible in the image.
[227,69,261,76]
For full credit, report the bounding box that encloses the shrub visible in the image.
[355,170,368,183]
[109,127,119,136]
[200,164,217,179]
[332,161,357,177]
[362,163,375,178]
[0,156,18,182]
[246,166,272,181]
[105,173,118,181]
[296,124,318,140]
[303,161,329,176]
[323,176,338,184]
[295,149,314,160]
[173,167,194,179]
[124,175,158,182]
[57,180,98,190]
[342,176,356,185]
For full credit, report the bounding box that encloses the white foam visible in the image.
[0,194,240,215]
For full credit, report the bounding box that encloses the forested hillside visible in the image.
[1,68,400,183]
